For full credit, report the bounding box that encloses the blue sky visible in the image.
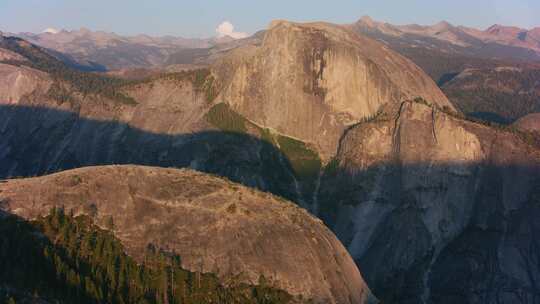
[1,0,539,37]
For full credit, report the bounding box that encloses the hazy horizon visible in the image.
[1,0,539,39]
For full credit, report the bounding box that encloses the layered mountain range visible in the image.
[351,16,540,61]
[8,17,540,125]
[351,16,540,124]
[10,28,235,71]
[1,18,540,304]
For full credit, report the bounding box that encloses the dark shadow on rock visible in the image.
[0,104,299,203]
[316,159,540,304]
[47,48,108,72]
[3,104,540,304]
[468,111,511,125]
[436,72,460,87]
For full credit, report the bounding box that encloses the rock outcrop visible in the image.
[0,47,28,62]
[216,21,453,159]
[0,36,312,204]
[514,113,540,133]
[0,64,51,104]
[0,165,376,304]
[317,101,540,303]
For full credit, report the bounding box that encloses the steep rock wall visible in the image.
[217,21,453,159]
[318,101,540,303]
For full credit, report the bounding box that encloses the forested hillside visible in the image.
[0,208,295,304]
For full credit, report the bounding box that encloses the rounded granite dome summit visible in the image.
[0,165,376,304]
[215,20,453,159]
[514,113,540,133]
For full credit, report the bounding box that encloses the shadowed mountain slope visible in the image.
[0,104,304,206]
[317,100,540,303]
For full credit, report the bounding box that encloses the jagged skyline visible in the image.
[1,0,539,38]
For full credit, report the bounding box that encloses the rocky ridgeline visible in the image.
[215,20,453,159]
[0,165,376,304]
[0,19,539,304]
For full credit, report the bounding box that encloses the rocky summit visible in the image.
[0,165,376,304]
[216,20,452,159]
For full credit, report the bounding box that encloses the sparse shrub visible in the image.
[227,203,237,214]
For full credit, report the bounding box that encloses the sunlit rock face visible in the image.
[0,165,377,304]
[216,21,452,159]
[318,101,540,303]
[514,113,540,133]
[0,64,51,105]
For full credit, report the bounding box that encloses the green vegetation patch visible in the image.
[442,68,540,123]
[205,103,322,182]
[127,68,218,103]
[205,103,248,133]
[192,69,218,103]
[275,135,321,181]
[0,37,137,105]
[323,158,340,177]
[0,208,298,304]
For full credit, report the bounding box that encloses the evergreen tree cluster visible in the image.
[442,68,540,124]
[0,37,136,105]
[0,208,297,304]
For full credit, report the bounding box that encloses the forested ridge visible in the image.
[0,208,297,304]
[0,35,222,108]
[442,68,540,123]
[0,36,140,105]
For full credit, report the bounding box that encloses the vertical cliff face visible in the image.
[217,21,453,159]
[0,70,303,204]
[318,101,540,303]
[0,166,377,304]
[0,64,51,104]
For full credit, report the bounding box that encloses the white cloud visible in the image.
[42,28,60,34]
[216,21,248,39]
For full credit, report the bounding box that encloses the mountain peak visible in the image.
[486,24,504,32]
[486,24,525,35]
[217,19,452,159]
[432,21,453,31]
[269,19,294,29]
[77,27,92,34]
[359,15,375,26]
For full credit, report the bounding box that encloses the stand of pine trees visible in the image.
[0,208,298,304]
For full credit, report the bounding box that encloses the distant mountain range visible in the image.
[350,16,540,62]
[3,17,539,72]
[1,17,539,124]
[4,28,237,70]
[349,16,540,123]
